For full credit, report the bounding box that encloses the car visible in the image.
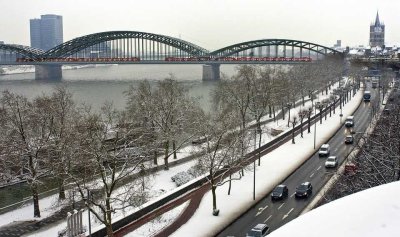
[345,135,354,144]
[318,144,330,157]
[345,116,354,127]
[271,184,288,201]
[295,182,313,198]
[246,223,270,237]
[325,156,338,168]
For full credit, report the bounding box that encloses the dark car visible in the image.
[271,184,288,200]
[345,135,354,144]
[295,182,312,198]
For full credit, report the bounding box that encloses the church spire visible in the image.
[375,11,380,26]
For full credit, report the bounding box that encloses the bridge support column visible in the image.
[202,64,220,81]
[35,65,62,80]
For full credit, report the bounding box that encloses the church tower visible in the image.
[369,11,385,48]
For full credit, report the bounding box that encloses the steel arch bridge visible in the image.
[41,31,210,59]
[0,31,344,66]
[210,39,342,58]
[0,44,44,60]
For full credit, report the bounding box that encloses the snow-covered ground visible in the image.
[1,80,348,236]
[0,65,115,75]
[270,180,400,237]
[171,87,363,236]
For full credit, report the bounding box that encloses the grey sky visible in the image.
[1,0,399,50]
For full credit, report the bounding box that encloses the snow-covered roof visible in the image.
[270,181,400,237]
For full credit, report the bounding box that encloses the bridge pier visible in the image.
[35,65,62,80]
[202,64,220,81]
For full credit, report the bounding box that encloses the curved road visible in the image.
[217,84,378,237]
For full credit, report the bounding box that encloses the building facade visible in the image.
[369,12,385,48]
[30,14,63,50]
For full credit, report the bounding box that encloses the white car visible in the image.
[325,156,338,168]
[318,144,330,157]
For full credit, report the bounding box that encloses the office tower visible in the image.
[30,14,63,50]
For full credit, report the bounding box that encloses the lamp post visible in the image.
[86,189,92,237]
[313,102,321,149]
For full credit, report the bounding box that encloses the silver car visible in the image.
[325,156,338,168]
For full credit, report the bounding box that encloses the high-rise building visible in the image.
[30,14,63,50]
[369,12,385,48]
[30,19,42,49]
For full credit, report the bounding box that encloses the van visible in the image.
[345,116,354,127]
[318,144,330,157]
[246,224,270,237]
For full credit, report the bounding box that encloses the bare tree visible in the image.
[0,91,54,217]
[68,102,153,237]
[194,109,247,215]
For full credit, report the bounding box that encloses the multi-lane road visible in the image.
[217,84,379,237]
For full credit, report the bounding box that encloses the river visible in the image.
[0,64,239,111]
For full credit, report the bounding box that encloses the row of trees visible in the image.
[321,69,398,204]
[0,57,346,236]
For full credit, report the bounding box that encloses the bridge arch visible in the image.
[0,44,44,60]
[210,39,343,58]
[42,31,209,59]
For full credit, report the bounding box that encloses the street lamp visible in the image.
[313,102,321,149]
[85,189,92,237]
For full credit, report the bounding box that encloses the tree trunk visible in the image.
[308,116,311,133]
[269,105,272,118]
[292,123,295,144]
[153,150,158,165]
[287,109,291,127]
[212,185,217,212]
[228,174,232,195]
[282,104,285,120]
[273,106,276,121]
[172,140,177,159]
[106,196,114,237]
[32,184,41,218]
[300,119,304,138]
[106,224,114,237]
[164,140,169,170]
[302,96,305,106]
[58,177,66,200]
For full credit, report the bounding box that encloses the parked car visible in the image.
[345,135,354,144]
[246,223,270,237]
[325,156,338,168]
[295,182,313,198]
[318,144,330,157]
[271,184,288,201]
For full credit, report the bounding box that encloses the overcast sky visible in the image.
[1,0,399,50]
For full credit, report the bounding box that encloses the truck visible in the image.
[363,91,371,102]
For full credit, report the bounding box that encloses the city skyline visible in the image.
[0,0,399,50]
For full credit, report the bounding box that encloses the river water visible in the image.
[0,64,238,111]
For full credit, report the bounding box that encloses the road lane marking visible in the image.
[310,173,315,178]
[278,203,285,210]
[290,192,296,198]
[317,165,322,171]
[255,205,268,217]
[264,215,272,223]
[282,208,294,220]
